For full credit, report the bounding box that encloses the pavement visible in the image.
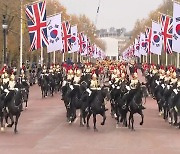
[0,71,180,154]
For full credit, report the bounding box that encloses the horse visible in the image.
[40,74,49,98]
[86,87,110,131]
[4,89,23,133]
[128,84,146,131]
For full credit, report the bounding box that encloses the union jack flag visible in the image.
[145,27,152,54]
[25,1,48,51]
[62,21,71,52]
[160,14,173,54]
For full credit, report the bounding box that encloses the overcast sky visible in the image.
[59,0,163,31]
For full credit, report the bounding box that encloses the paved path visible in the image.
[0,72,180,154]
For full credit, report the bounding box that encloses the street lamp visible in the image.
[2,15,8,65]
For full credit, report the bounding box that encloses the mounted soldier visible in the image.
[130,72,139,90]
[67,69,74,82]
[2,71,9,86]
[8,74,16,91]
[90,73,100,90]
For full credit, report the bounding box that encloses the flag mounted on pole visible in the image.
[61,21,71,53]
[139,33,147,55]
[25,1,48,51]
[70,25,78,53]
[160,14,173,54]
[150,21,162,55]
[47,14,63,53]
[145,27,152,54]
[134,38,140,57]
[172,2,180,53]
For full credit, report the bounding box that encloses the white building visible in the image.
[100,37,118,60]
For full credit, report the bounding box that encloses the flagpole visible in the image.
[146,55,148,63]
[142,55,145,63]
[53,51,55,64]
[20,0,23,68]
[72,52,74,63]
[165,52,168,66]
[177,53,179,68]
[62,52,64,62]
[41,47,43,66]
[150,53,152,64]
[158,55,160,64]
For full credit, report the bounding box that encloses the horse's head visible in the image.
[80,81,88,91]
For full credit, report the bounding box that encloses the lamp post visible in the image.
[2,15,8,65]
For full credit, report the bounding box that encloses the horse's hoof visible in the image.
[101,122,105,125]
[140,122,143,125]
[87,126,90,129]
[7,124,12,128]
[25,107,28,110]
[1,127,5,132]
[14,130,18,134]
[80,124,84,127]
[94,128,98,132]
[131,129,135,131]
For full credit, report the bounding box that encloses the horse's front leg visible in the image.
[93,113,98,131]
[7,113,14,128]
[0,113,4,132]
[131,114,135,131]
[101,112,106,125]
[86,112,92,129]
[139,110,144,125]
[128,112,132,129]
[14,113,20,134]
[80,109,84,127]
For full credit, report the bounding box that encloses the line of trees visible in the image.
[121,0,180,66]
[0,0,106,68]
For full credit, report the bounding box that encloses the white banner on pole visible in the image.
[172,2,180,53]
[134,38,141,57]
[150,21,162,55]
[139,33,147,55]
[47,14,63,53]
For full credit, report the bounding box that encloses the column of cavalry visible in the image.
[58,60,148,131]
[0,65,30,133]
[142,63,180,128]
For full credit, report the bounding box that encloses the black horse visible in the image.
[86,87,110,131]
[4,90,23,133]
[127,84,146,131]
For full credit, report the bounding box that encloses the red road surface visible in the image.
[0,71,180,154]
